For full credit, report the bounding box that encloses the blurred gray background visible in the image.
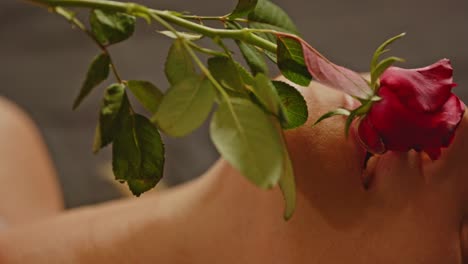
[1,0,467,208]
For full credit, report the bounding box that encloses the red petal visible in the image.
[367,88,465,157]
[380,59,455,112]
[358,117,386,154]
[367,87,417,151]
[429,94,466,147]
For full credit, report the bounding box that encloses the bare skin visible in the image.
[1,80,468,263]
[0,97,63,226]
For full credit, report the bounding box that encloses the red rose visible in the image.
[358,59,465,160]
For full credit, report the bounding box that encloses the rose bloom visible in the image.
[358,59,465,160]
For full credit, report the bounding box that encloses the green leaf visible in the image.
[226,21,276,65]
[112,95,141,181]
[154,76,216,137]
[263,48,278,63]
[133,114,164,179]
[210,98,284,188]
[277,36,312,86]
[236,62,255,86]
[127,178,159,196]
[250,75,298,218]
[127,80,163,114]
[129,114,164,195]
[165,39,197,86]
[251,73,281,115]
[247,0,299,52]
[158,30,203,41]
[273,81,308,129]
[272,115,297,220]
[370,56,405,87]
[90,9,136,46]
[228,0,258,18]
[248,0,299,34]
[208,56,246,93]
[371,32,406,71]
[73,53,110,109]
[227,22,268,75]
[93,83,126,152]
[237,40,268,75]
[278,142,296,220]
[313,108,350,126]
[112,99,165,196]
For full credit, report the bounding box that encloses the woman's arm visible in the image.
[0,97,63,226]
